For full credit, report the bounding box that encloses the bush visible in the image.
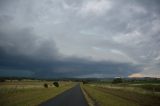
[44,83,48,88]
[53,82,59,87]
[112,78,123,84]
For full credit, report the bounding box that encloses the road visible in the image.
[39,84,88,106]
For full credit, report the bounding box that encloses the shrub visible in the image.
[44,83,48,88]
[53,82,59,87]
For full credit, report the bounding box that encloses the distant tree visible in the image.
[0,79,5,82]
[82,80,89,84]
[18,79,22,81]
[53,82,59,87]
[112,78,123,84]
[44,83,48,88]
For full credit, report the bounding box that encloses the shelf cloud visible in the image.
[0,0,160,78]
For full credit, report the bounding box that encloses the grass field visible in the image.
[82,84,160,106]
[0,80,75,106]
[89,82,160,94]
[0,80,72,89]
[1,79,160,106]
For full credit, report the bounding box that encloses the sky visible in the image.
[0,0,160,78]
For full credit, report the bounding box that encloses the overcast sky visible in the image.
[0,0,160,78]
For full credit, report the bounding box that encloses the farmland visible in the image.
[1,78,160,106]
[82,80,160,106]
[0,79,75,106]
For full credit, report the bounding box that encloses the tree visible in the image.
[0,79,5,82]
[44,83,48,88]
[112,78,123,84]
[82,80,89,84]
[53,82,59,87]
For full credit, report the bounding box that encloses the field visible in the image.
[0,80,75,106]
[82,82,160,106]
[1,78,160,106]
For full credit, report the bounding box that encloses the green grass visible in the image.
[83,84,160,106]
[80,84,94,106]
[0,80,72,89]
[90,82,160,95]
[83,85,138,106]
[132,84,160,92]
[0,81,75,106]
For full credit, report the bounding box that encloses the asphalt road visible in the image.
[39,84,88,106]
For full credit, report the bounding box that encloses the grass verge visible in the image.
[80,84,95,106]
[0,83,75,106]
[83,84,158,106]
[83,85,139,106]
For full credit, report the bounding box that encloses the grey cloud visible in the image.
[0,27,58,60]
[0,15,139,78]
[0,0,160,78]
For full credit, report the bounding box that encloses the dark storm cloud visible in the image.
[0,48,139,78]
[0,0,160,78]
[0,22,139,78]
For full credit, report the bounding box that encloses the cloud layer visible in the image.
[0,0,160,78]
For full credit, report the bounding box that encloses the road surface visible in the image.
[39,84,88,106]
